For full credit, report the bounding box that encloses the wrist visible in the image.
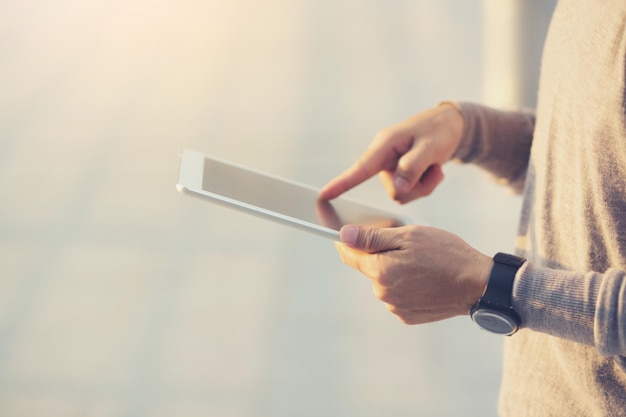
[437,102,464,158]
[461,252,492,313]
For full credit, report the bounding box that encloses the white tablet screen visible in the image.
[201,157,403,231]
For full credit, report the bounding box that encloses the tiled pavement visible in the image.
[0,1,524,416]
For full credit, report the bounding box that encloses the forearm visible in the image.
[513,261,626,356]
[449,102,536,193]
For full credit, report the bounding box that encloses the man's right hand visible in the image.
[318,103,464,204]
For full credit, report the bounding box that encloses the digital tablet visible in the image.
[176,149,411,240]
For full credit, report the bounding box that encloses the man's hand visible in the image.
[335,224,492,325]
[319,103,464,204]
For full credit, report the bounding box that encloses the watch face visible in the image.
[471,309,518,336]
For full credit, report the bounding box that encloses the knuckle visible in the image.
[395,158,414,176]
[374,283,401,305]
[386,306,417,325]
[377,268,396,288]
[385,303,399,315]
[373,285,399,306]
[363,228,378,246]
[372,284,389,302]
[360,228,381,250]
[374,127,394,143]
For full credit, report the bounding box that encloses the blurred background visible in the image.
[0,1,555,416]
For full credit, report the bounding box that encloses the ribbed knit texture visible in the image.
[453,1,626,415]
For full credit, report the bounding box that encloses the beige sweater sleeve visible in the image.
[452,102,535,193]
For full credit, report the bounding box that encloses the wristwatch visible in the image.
[470,252,526,336]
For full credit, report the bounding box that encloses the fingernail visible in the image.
[340,225,358,245]
[394,176,410,192]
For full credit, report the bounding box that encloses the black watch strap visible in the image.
[480,252,525,311]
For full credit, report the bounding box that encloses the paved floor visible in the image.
[0,1,524,416]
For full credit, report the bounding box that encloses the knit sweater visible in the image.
[453,1,626,415]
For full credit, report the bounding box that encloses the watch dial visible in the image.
[472,310,518,335]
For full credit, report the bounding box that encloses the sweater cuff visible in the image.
[512,261,600,348]
[595,269,626,356]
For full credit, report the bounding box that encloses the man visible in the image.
[319,1,626,415]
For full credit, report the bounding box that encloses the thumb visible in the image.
[339,225,400,253]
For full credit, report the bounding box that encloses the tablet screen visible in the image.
[201,157,404,232]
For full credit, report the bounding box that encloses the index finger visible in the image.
[319,136,408,200]
[318,160,377,200]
